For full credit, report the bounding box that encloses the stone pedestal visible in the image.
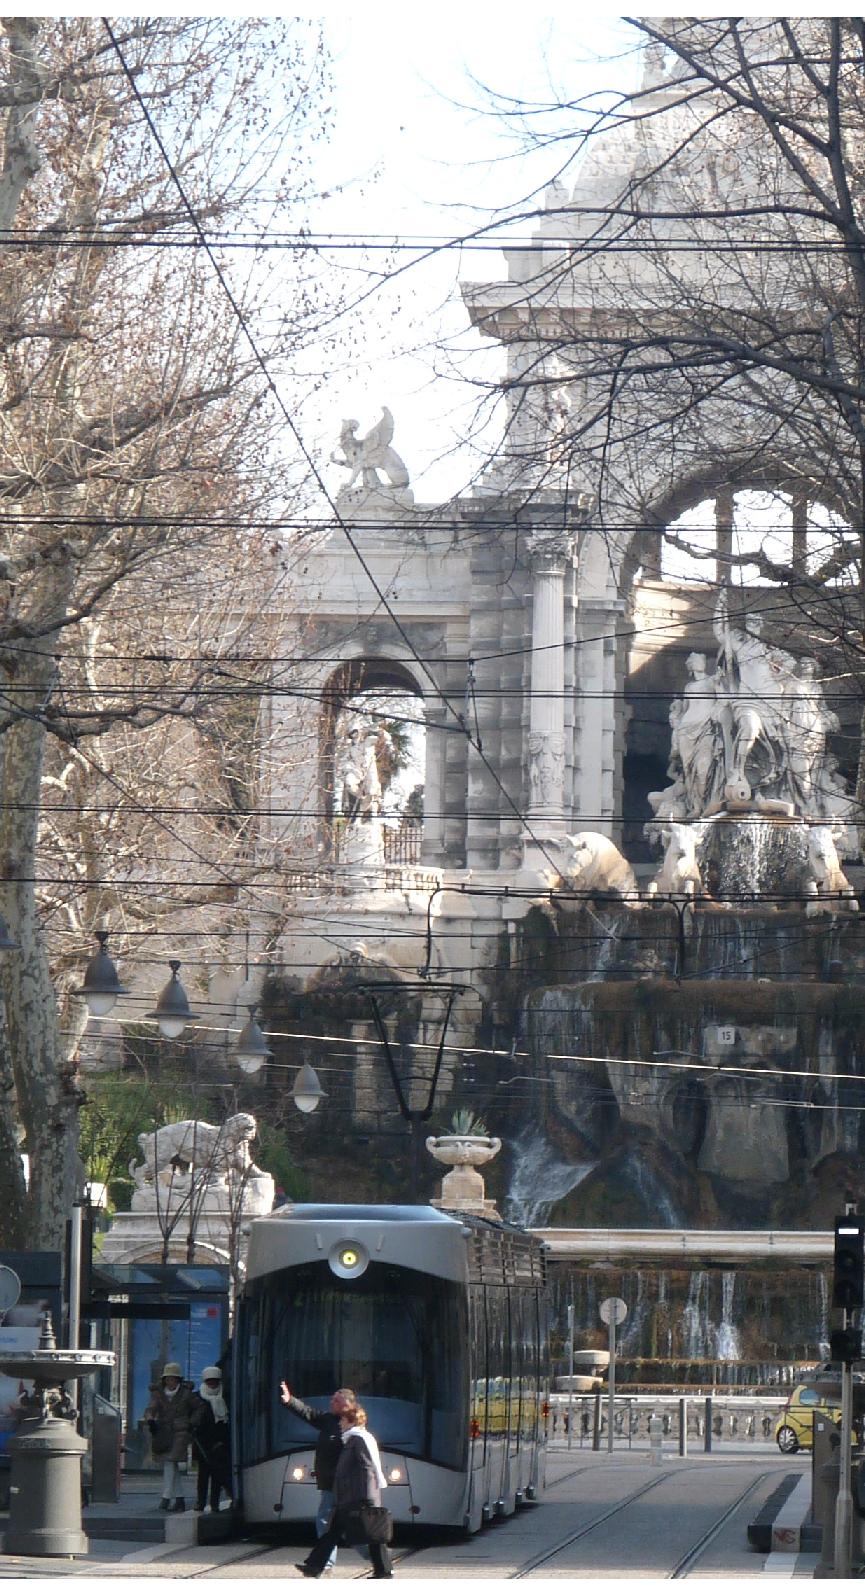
[426,1133,502,1219]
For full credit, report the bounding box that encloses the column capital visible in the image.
[526,526,577,574]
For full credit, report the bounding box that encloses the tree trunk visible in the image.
[0,616,83,1248]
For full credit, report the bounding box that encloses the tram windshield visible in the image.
[238,1261,469,1471]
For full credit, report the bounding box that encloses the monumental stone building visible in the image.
[250,26,865,1255]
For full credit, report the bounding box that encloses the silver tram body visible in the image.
[234,1205,549,1533]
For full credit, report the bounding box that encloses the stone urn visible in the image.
[425,1133,502,1218]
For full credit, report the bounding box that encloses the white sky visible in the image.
[297,10,639,501]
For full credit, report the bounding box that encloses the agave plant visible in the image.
[447,1108,489,1138]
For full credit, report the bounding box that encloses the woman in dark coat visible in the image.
[297,1404,393,1578]
[190,1365,232,1513]
[145,1362,195,1512]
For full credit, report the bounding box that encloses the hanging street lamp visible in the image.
[75,931,127,1017]
[147,961,198,1040]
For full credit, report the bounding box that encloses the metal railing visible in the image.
[548,1392,787,1453]
[382,825,422,866]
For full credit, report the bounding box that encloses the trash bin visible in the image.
[89,1395,121,1503]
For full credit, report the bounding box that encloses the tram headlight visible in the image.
[328,1239,369,1279]
[291,1465,306,1482]
[387,1466,404,1483]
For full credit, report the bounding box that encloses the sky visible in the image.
[296,11,640,502]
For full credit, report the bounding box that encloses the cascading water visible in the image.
[554,1265,829,1381]
[715,1271,740,1360]
[621,1150,682,1229]
[505,1129,595,1226]
[682,1272,711,1357]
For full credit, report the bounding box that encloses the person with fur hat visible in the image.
[145,1363,195,1512]
[190,1365,232,1513]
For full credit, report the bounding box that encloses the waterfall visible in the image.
[587,910,625,981]
[505,1130,595,1226]
[682,1272,711,1356]
[715,1271,740,1360]
[621,1150,683,1228]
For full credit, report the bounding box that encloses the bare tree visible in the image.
[458,19,865,791]
[0,18,334,1246]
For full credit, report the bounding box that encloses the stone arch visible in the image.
[617,462,855,857]
[319,653,425,837]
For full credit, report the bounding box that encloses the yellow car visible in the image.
[774,1384,842,1454]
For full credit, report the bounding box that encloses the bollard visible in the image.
[678,1396,688,1458]
[814,1436,841,1577]
[704,1395,713,1453]
[648,1412,664,1466]
[592,1389,601,1451]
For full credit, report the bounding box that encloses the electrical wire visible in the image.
[101,18,574,888]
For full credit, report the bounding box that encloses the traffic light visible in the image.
[830,1325,863,1364]
[833,1214,865,1310]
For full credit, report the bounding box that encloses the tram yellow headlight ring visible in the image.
[328,1239,369,1279]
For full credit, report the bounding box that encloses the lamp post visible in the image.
[360,981,467,1200]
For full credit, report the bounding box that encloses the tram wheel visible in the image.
[776,1426,799,1454]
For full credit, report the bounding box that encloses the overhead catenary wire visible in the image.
[101,19,575,889]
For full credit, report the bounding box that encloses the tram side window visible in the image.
[485,1286,510,1441]
[510,1290,524,1447]
[469,1286,488,1448]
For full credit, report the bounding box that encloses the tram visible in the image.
[233,1204,549,1533]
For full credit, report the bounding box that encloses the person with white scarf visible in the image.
[190,1366,232,1513]
[297,1404,393,1578]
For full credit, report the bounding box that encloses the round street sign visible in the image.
[599,1296,628,1326]
[0,1265,21,1315]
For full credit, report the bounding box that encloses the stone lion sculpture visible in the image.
[652,823,704,898]
[546,831,637,898]
[130,1111,268,1194]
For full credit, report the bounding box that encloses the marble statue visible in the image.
[673,652,723,816]
[649,589,845,826]
[807,825,852,897]
[338,723,383,821]
[787,657,839,809]
[549,831,637,897]
[130,1112,270,1202]
[654,822,704,897]
[647,772,688,826]
[712,586,784,802]
[331,407,410,492]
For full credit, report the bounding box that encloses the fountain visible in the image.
[645,589,858,903]
[0,1309,114,1556]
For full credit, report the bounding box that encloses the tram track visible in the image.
[510,1470,675,1576]
[510,1465,775,1579]
[175,1464,777,1579]
[667,1471,769,1578]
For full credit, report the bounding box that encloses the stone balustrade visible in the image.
[282,863,440,895]
[547,1392,787,1450]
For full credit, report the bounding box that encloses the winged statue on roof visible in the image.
[331,406,411,492]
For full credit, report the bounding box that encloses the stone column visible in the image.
[525,528,575,832]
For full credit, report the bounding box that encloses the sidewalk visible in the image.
[0,1471,237,1574]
